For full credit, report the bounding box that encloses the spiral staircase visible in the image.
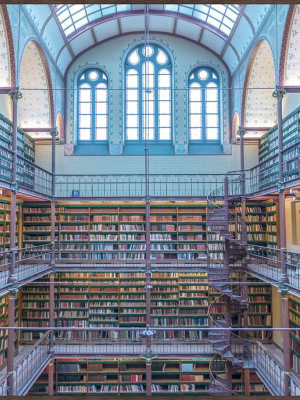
[207,177,252,395]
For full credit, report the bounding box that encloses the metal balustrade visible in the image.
[53,329,212,357]
[13,330,51,395]
[0,145,52,197]
[251,341,285,396]
[0,374,9,396]
[55,174,230,199]
[0,245,52,292]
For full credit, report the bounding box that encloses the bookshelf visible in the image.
[289,294,300,378]
[259,106,300,186]
[29,359,268,396]
[21,202,221,262]
[0,112,35,189]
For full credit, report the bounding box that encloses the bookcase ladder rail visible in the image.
[12,330,52,396]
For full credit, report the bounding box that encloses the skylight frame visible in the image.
[55,4,240,38]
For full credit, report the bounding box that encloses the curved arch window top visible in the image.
[189,67,220,142]
[78,68,108,143]
[125,43,172,143]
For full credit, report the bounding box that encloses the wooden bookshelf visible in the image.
[0,112,35,189]
[289,294,300,378]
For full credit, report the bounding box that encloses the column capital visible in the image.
[8,285,19,299]
[278,284,289,298]
[237,126,247,138]
[272,86,287,101]
[49,128,59,139]
[8,87,22,102]
[10,182,19,193]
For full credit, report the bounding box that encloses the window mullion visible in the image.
[155,64,159,142]
[139,64,143,142]
[92,82,96,142]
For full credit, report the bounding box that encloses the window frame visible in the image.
[77,68,109,145]
[124,43,173,146]
[188,66,221,145]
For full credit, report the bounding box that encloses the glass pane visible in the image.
[206,128,218,140]
[127,115,139,128]
[96,86,107,102]
[96,128,107,141]
[79,129,91,141]
[79,115,91,128]
[89,72,99,82]
[142,90,155,102]
[156,49,168,65]
[127,128,139,140]
[158,89,171,101]
[206,114,219,127]
[128,49,140,65]
[127,90,138,101]
[142,61,154,75]
[127,72,139,88]
[190,102,201,114]
[159,114,171,127]
[206,88,218,102]
[96,102,108,114]
[159,101,171,114]
[96,115,107,128]
[206,102,218,114]
[190,128,201,140]
[142,74,154,88]
[79,102,91,114]
[190,86,201,102]
[142,45,154,57]
[190,114,202,127]
[127,102,139,114]
[142,115,155,128]
[158,71,171,88]
[159,128,171,140]
[79,84,91,102]
[143,101,154,114]
[142,128,155,140]
[198,70,208,80]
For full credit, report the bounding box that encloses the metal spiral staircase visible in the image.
[207,175,252,395]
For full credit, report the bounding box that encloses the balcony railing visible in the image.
[251,341,285,396]
[0,245,52,292]
[13,330,51,395]
[53,329,212,357]
[0,144,52,197]
[247,245,300,292]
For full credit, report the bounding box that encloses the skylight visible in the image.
[164,4,240,36]
[55,4,132,36]
[55,4,240,38]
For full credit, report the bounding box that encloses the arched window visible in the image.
[78,68,108,143]
[189,67,220,143]
[125,43,172,144]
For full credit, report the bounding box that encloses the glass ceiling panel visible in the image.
[164,4,240,36]
[55,4,240,38]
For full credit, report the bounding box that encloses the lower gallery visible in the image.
[0,2,300,397]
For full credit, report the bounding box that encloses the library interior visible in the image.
[0,2,300,397]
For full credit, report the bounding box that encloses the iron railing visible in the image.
[0,245,52,291]
[0,144,53,197]
[251,341,285,396]
[13,330,51,395]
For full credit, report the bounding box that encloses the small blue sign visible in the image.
[72,190,80,197]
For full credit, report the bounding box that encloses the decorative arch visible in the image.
[18,40,54,139]
[241,39,276,137]
[56,112,63,140]
[281,5,300,85]
[232,112,239,141]
[0,5,16,87]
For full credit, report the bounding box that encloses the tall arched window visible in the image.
[189,67,220,143]
[78,68,108,143]
[125,43,172,144]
